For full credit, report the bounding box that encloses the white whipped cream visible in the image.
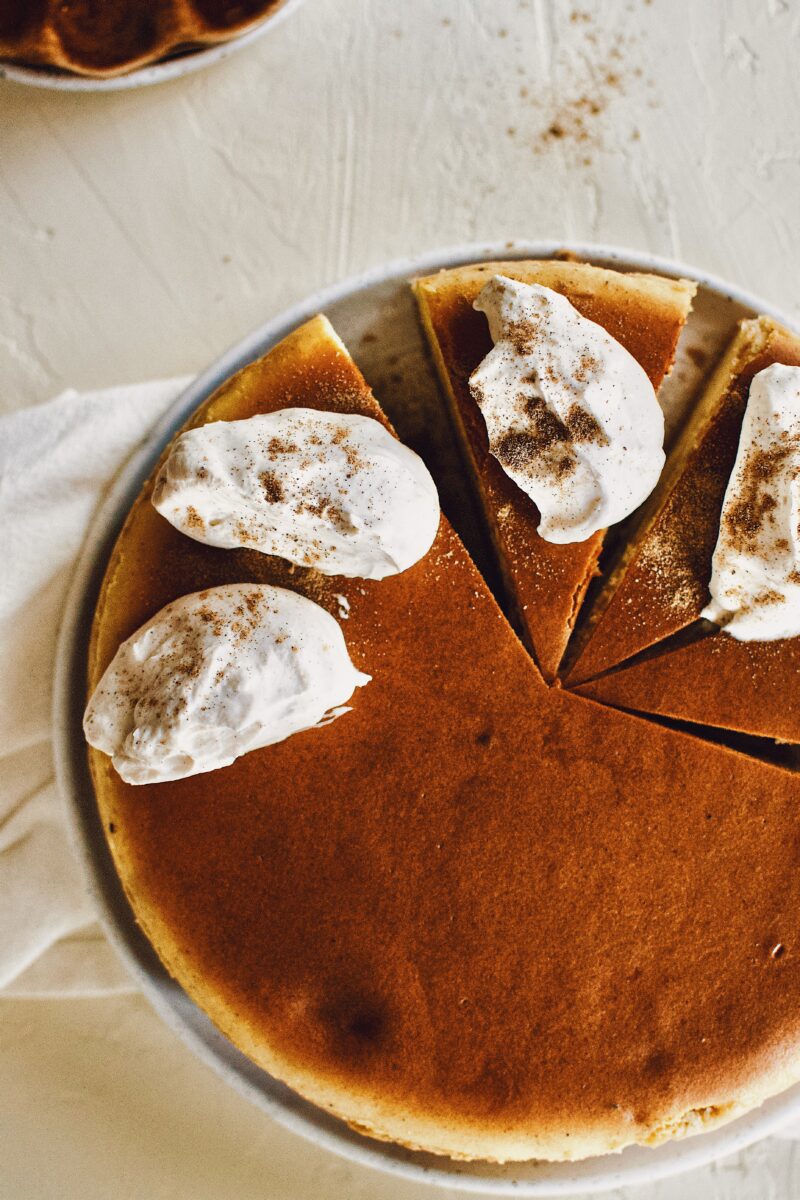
[469,276,665,543]
[84,584,370,785]
[702,363,800,641]
[152,408,440,580]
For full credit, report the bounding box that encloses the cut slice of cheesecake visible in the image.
[413,260,695,681]
[565,316,800,686]
[572,316,800,744]
[88,314,800,1163]
[575,632,800,744]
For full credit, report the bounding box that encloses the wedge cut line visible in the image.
[575,628,800,747]
[572,689,800,773]
[566,617,714,689]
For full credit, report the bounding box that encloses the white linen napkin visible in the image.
[0,379,190,997]
[2,380,800,1143]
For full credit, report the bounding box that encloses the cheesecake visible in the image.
[87,313,800,1162]
[413,260,696,681]
[0,0,288,78]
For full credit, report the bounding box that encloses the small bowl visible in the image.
[0,0,304,92]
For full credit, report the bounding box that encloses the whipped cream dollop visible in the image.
[152,408,440,580]
[83,584,370,785]
[702,363,800,641]
[469,276,665,543]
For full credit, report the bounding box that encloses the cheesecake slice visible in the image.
[572,317,800,743]
[414,260,695,681]
[88,314,800,1162]
[576,632,800,745]
[565,317,800,686]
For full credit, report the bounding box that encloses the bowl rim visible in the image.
[52,239,800,1196]
[0,0,305,92]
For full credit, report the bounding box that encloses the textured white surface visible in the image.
[2,0,800,1196]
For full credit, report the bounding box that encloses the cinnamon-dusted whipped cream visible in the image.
[469,276,665,543]
[152,409,440,580]
[702,363,800,641]
[83,584,370,785]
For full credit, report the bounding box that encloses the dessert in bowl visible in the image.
[0,0,295,81]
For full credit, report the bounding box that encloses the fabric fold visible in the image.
[0,379,190,998]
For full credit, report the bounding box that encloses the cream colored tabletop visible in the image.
[2,1,800,1197]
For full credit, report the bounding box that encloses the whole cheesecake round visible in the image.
[86,307,800,1163]
[0,0,289,78]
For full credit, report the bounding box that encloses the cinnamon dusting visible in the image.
[573,353,601,383]
[196,606,225,638]
[723,438,797,554]
[566,403,608,446]
[267,436,298,456]
[185,506,206,532]
[496,427,577,480]
[260,470,285,504]
[507,319,540,355]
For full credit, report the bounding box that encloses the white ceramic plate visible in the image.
[53,241,800,1196]
[0,0,304,92]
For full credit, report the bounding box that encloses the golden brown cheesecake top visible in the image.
[566,317,800,687]
[0,0,287,77]
[414,260,695,682]
[88,314,800,1162]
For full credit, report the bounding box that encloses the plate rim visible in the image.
[0,0,304,93]
[52,239,800,1196]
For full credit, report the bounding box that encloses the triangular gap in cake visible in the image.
[562,316,800,687]
[413,260,696,683]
